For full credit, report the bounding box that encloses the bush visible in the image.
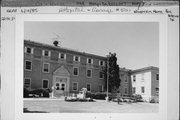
[86,92,112,100]
[24,88,50,98]
[132,94,143,102]
[149,97,159,103]
[24,88,30,98]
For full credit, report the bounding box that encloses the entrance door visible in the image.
[60,83,66,91]
[55,82,60,90]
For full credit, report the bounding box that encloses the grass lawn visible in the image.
[24,99,158,113]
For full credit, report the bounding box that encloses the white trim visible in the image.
[59,53,66,60]
[73,67,79,76]
[124,87,128,95]
[86,83,91,92]
[72,82,78,91]
[73,55,80,62]
[99,71,104,79]
[87,58,93,64]
[99,60,104,66]
[25,46,33,54]
[24,78,31,89]
[124,75,128,83]
[25,60,32,71]
[86,69,92,78]
[43,63,50,73]
[42,50,51,57]
[42,79,49,89]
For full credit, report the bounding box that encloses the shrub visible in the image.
[24,88,30,98]
[132,94,143,102]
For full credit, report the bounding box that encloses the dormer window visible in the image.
[42,50,51,57]
[25,47,33,54]
[87,58,93,64]
[73,56,80,62]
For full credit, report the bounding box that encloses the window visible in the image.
[59,53,66,59]
[141,86,145,93]
[99,71,104,79]
[73,56,80,62]
[25,47,33,54]
[24,78,31,88]
[132,87,136,94]
[72,82,78,91]
[125,76,128,83]
[124,88,128,94]
[42,80,49,89]
[43,63,50,73]
[133,75,136,82]
[99,85,103,92]
[73,67,79,76]
[87,84,91,91]
[155,88,159,95]
[87,58,93,64]
[87,69,92,78]
[43,50,50,57]
[99,60,104,66]
[156,74,159,80]
[25,60,32,70]
[141,73,144,81]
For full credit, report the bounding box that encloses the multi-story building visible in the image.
[24,40,159,100]
[24,40,106,96]
[130,66,159,101]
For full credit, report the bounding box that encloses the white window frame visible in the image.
[87,58,93,64]
[42,79,49,89]
[86,69,92,78]
[156,74,159,80]
[73,56,80,62]
[141,86,145,93]
[42,50,51,57]
[99,60,104,66]
[132,87,136,94]
[72,82,78,91]
[73,67,79,76]
[99,71,104,79]
[124,76,128,83]
[133,75,136,82]
[25,60,32,71]
[99,85,103,92]
[24,78,31,88]
[124,87,128,94]
[43,63,50,73]
[86,83,91,92]
[25,46,33,54]
[59,53,66,60]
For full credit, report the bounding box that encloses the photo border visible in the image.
[15,14,168,120]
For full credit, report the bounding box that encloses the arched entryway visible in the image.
[53,66,70,97]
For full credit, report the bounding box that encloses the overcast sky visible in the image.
[24,22,159,70]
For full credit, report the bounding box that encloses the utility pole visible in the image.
[106,54,110,102]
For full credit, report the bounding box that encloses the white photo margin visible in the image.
[15,14,168,120]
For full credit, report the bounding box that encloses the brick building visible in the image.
[24,40,106,96]
[24,40,159,100]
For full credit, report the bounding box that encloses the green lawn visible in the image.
[24,99,158,113]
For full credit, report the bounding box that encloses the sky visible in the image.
[24,22,159,70]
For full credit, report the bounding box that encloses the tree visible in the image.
[103,52,121,92]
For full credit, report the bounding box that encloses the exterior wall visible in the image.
[119,69,132,96]
[131,71,152,101]
[151,69,159,97]
[24,41,106,93]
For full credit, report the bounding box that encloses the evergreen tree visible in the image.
[103,53,121,92]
